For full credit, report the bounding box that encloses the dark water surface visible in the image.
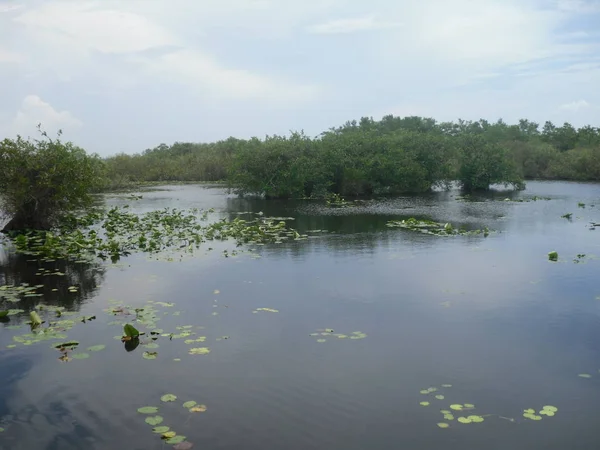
[1,181,600,450]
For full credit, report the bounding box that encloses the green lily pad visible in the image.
[420,390,429,394]
[524,408,535,414]
[161,394,177,402]
[441,384,452,388]
[420,402,430,406]
[72,353,90,359]
[542,406,558,412]
[152,426,170,434]
[450,404,463,411]
[183,401,197,409]
[435,395,445,400]
[143,351,158,360]
[87,345,106,352]
[443,414,454,420]
[578,373,592,378]
[145,415,163,426]
[189,347,210,355]
[468,415,484,423]
[137,406,159,414]
[0,427,4,432]
[165,435,187,445]
[457,417,472,424]
[437,423,449,428]
[463,403,475,408]
[316,339,326,343]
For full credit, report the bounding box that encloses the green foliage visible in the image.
[0,127,106,231]
[456,135,524,191]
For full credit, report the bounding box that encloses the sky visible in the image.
[0,0,599,156]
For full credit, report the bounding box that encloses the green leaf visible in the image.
[124,323,139,337]
[137,406,159,414]
[419,402,430,407]
[87,344,106,352]
[183,401,197,409]
[435,395,445,400]
[145,416,163,426]
[161,394,177,402]
[463,403,475,408]
[542,405,558,412]
[437,423,449,429]
[30,311,42,326]
[578,373,592,378]
[152,426,170,434]
[165,436,187,445]
[457,417,472,424]
[72,353,90,359]
[450,404,463,411]
[143,351,158,360]
[0,311,8,318]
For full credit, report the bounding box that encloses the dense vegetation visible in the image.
[0,128,105,232]
[103,116,600,198]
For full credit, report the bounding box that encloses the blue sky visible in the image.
[1,0,599,156]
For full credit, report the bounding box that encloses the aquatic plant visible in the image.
[386,218,491,237]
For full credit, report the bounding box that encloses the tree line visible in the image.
[1,116,600,231]
[104,116,600,197]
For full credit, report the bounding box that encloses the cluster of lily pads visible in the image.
[386,218,491,237]
[419,384,558,428]
[309,328,367,343]
[8,206,307,261]
[137,393,206,448]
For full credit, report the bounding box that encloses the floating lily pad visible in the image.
[524,409,535,414]
[87,345,106,352]
[190,405,207,413]
[183,401,197,409]
[162,431,177,439]
[443,414,454,420]
[161,394,177,402]
[435,395,445,400]
[542,406,558,412]
[578,373,592,378]
[457,417,472,424]
[420,402,430,407]
[420,390,429,394]
[441,384,452,388]
[138,406,159,414]
[173,442,194,450]
[152,426,170,434]
[143,351,158,360]
[166,435,187,445]
[72,353,90,360]
[145,416,163,426]
[189,347,210,355]
[468,415,484,423]
[450,404,463,411]
[316,339,326,343]
[463,403,474,408]
[437,423,449,429]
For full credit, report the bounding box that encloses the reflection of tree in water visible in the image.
[0,249,105,313]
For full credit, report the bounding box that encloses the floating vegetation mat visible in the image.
[309,328,367,342]
[7,206,308,261]
[386,218,491,237]
[418,384,558,428]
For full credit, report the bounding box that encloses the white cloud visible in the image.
[560,99,590,111]
[0,48,23,63]
[307,15,402,34]
[9,0,318,104]
[5,95,82,138]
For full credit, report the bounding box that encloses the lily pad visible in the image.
[316,339,326,343]
[450,404,463,411]
[87,345,106,352]
[173,442,194,450]
[138,406,159,414]
[190,405,207,413]
[437,423,449,428]
[145,415,163,426]
[189,347,210,355]
[183,401,197,409]
[435,395,445,400]
[420,402,430,407]
[166,435,187,444]
[441,384,452,388]
[161,394,177,402]
[578,373,592,378]
[468,415,484,423]
[443,414,454,420]
[542,405,558,412]
[162,431,177,439]
[143,351,158,360]
[152,426,170,434]
[463,403,475,408]
[72,353,90,360]
[457,417,472,424]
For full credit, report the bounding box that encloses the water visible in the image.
[1,181,600,449]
